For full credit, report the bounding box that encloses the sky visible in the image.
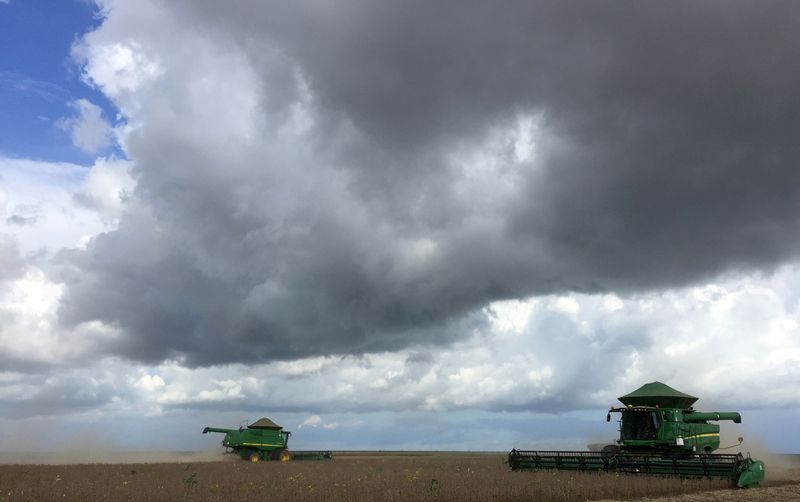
[1,0,799,453]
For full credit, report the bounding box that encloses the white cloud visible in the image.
[0,158,96,253]
[271,357,333,377]
[297,414,341,430]
[550,296,580,315]
[0,156,135,369]
[75,157,135,220]
[0,156,133,254]
[133,373,165,392]
[57,99,113,154]
[195,380,244,402]
[74,41,162,100]
[602,294,624,312]
[299,414,321,428]
[0,267,126,368]
[487,298,537,333]
[512,114,539,163]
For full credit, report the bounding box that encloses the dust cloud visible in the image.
[719,424,800,483]
[0,418,235,465]
[0,448,233,465]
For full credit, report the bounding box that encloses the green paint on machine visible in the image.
[202,417,333,462]
[509,382,766,488]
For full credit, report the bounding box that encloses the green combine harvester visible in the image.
[203,417,333,462]
[508,382,765,487]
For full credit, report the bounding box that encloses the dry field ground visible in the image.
[0,451,798,501]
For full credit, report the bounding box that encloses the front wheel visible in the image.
[279,450,291,462]
[248,451,261,463]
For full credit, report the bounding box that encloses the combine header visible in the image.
[508,382,765,487]
[203,417,333,462]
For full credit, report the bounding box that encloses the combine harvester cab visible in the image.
[203,417,333,462]
[508,382,765,488]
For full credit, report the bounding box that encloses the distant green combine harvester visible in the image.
[203,417,333,462]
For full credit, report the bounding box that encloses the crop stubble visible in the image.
[1,452,798,502]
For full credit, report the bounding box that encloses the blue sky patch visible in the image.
[0,0,118,163]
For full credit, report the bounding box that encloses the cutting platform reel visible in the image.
[508,449,764,487]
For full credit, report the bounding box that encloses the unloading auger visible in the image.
[508,382,765,487]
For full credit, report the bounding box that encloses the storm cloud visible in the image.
[57,0,800,365]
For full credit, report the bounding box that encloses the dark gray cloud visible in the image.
[0,373,120,419]
[59,0,800,365]
[6,214,38,226]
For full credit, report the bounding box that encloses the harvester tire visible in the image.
[248,451,261,463]
[280,450,291,462]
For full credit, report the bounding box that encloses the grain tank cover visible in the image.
[248,417,282,429]
[618,381,698,409]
